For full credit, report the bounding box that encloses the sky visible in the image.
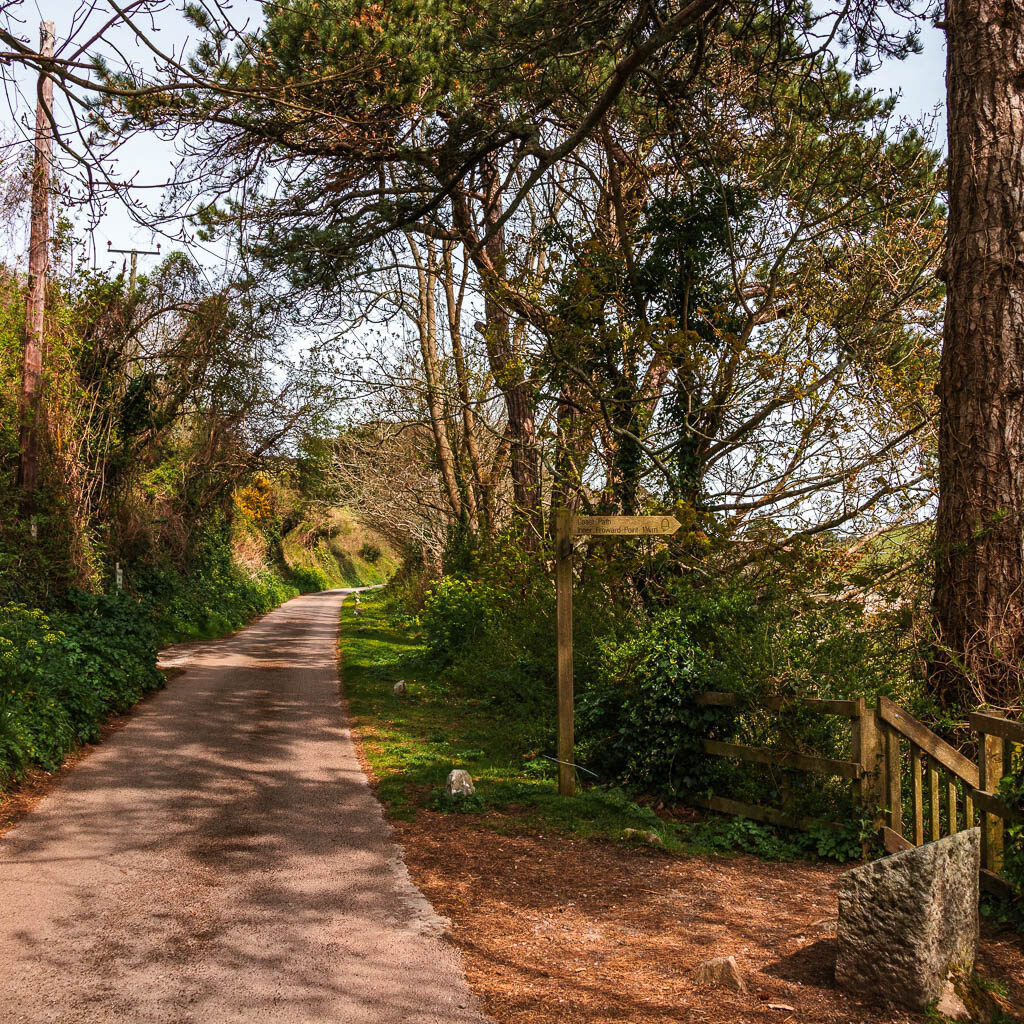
[2,1,948,276]
[3,0,263,275]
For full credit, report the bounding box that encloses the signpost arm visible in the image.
[554,508,575,796]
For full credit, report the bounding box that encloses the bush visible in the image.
[290,564,331,594]
[408,530,929,833]
[577,583,755,797]
[683,815,865,863]
[419,576,499,663]
[358,542,382,564]
[135,524,299,644]
[0,595,163,786]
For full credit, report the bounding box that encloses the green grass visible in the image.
[282,509,398,589]
[338,593,809,855]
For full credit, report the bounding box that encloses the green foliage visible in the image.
[136,524,299,645]
[342,592,874,865]
[410,531,930,844]
[414,532,631,720]
[802,819,872,863]
[428,789,488,814]
[281,510,397,589]
[1001,753,1024,894]
[982,746,1024,934]
[358,542,382,564]
[0,596,163,785]
[419,575,499,663]
[0,516,324,792]
[290,564,332,594]
[685,816,801,860]
[576,581,755,797]
[680,815,864,863]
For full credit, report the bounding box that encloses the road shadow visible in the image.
[0,590,484,1023]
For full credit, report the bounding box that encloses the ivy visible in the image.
[0,596,163,785]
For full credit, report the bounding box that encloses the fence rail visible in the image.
[696,691,1020,891]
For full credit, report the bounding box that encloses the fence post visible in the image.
[853,699,884,822]
[911,743,924,846]
[883,715,903,837]
[928,758,941,841]
[978,722,1005,873]
[853,699,883,856]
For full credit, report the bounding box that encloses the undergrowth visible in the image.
[137,525,301,646]
[339,592,865,863]
[0,594,163,787]
[0,508,393,793]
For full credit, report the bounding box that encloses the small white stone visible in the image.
[446,769,475,797]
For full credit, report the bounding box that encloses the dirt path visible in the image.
[0,590,488,1024]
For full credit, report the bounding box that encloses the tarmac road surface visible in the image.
[0,589,489,1024]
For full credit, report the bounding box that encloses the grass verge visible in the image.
[338,591,806,857]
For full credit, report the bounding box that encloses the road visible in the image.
[0,589,489,1024]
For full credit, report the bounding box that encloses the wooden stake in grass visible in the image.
[553,510,680,796]
[554,509,574,797]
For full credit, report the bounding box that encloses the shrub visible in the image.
[358,542,382,564]
[0,595,163,786]
[290,564,331,594]
[683,815,865,863]
[577,583,755,797]
[135,523,299,644]
[419,576,499,663]
[407,530,930,831]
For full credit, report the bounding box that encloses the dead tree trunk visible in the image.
[17,20,55,495]
[933,0,1024,709]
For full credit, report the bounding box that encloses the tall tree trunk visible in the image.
[18,20,55,495]
[478,155,541,540]
[933,0,1024,709]
[406,234,464,525]
[441,241,488,531]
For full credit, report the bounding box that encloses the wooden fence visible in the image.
[692,692,1021,892]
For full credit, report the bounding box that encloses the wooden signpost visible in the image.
[553,509,681,795]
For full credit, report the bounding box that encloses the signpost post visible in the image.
[553,510,680,795]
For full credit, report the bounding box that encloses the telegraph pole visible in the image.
[108,241,161,291]
[108,242,161,372]
[17,20,55,494]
